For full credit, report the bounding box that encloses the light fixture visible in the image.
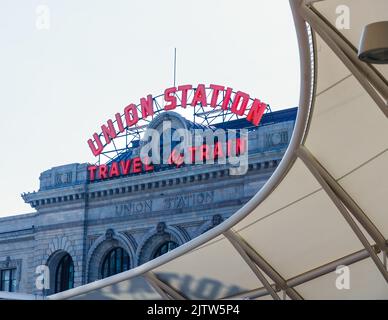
[358,21,388,64]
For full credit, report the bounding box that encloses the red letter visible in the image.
[124,104,139,127]
[168,150,184,167]
[209,84,224,108]
[120,159,131,175]
[101,119,117,145]
[235,138,247,155]
[88,133,104,156]
[164,87,177,110]
[227,140,232,157]
[132,157,142,173]
[231,91,250,116]
[214,142,224,159]
[201,144,210,161]
[140,94,154,119]
[191,84,207,107]
[109,162,120,178]
[188,146,197,163]
[177,84,192,108]
[99,165,108,179]
[88,166,97,181]
[221,87,233,110]
[144,157,154,172]
[247,99,267,126]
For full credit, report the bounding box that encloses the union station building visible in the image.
[0,107,296,296]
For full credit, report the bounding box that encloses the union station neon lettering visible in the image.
[87,84,267,157]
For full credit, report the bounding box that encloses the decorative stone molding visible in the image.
[156,222,166,234]
[43,235,77,295]
[212,214,223,226]
[136,223,190,266]
[5,256,10,268]
[0,257,22,291]
[22,159,269,209]
[44,235,76,266]
[197,214,225,235]
[86,229,137,282]
[105,228,114,240]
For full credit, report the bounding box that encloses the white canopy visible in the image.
[49,0,388,300]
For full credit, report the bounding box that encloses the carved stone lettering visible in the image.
[163,191,214,210]
[115,200,153,216]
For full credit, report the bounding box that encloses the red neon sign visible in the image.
[87,138,246,182]
[87,84,267,157]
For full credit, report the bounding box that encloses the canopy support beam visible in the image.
[298,146,388,282]
[224,230,281,300]
[224,230,303,300]
[298,1,388,118]
[144,272,186,300]
[226,243,382,300]
[144,274,171,300]
[287,245,381,287]
[299,146,387,253]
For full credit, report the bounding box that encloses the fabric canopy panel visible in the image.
[48,0,388,300]
[314,0,388,80]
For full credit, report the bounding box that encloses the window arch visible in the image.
[152,241,179,259]
[101,247,130,279]
[55,253,74,293]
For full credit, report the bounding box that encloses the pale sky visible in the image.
[0,0,300,217]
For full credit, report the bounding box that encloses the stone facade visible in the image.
[0,108,296,296]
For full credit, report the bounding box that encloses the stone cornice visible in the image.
[22,150,285,210]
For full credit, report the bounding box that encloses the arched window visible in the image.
[55,253,74,293]
[101,247,130,279]
[152,241,179,259]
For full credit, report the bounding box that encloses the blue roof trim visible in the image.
[213,107,298,130]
